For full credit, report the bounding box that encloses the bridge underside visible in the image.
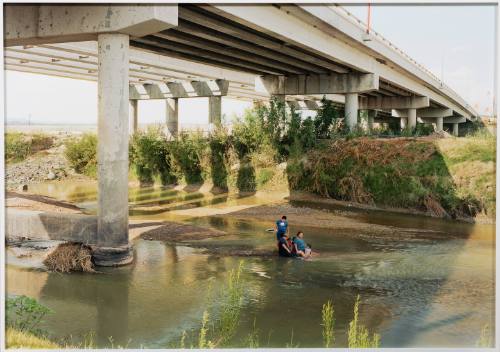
[4,3,478,265]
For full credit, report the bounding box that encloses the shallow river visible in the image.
[6,181,495,348]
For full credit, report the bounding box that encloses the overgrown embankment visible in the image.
[287,133,495,221]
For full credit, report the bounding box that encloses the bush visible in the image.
[6,295,53,337]
[171,131,207,184]
[130,127,176,186]
[209,127,230,190]
[5,132,54,163]
[64,133,97,177]
[232,109,267,159]
[5,132,31,162]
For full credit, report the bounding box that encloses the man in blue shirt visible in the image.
[275,215,288,241]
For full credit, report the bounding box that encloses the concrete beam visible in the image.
[130,79,229,99]
[207,4,475,118]
[5,5,178,46]
[286,100,321,110]
[360,96,430,110]
[393,107,453,118]
[421,116,466,124]
[95,33,133,266]
[256,73,378,95]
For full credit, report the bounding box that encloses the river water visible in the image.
[6,181,495,348]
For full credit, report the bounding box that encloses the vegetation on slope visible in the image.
[59,97,494,220]
[5,132,54,163]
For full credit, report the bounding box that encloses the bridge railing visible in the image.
[331,4,475,115]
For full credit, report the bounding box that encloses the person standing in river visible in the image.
[275,215,289,242]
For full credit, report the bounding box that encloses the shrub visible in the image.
[6,295,53,337]
[30,133,54,152]
[5,132,31,162]
[209,127,230,190]
[236,163,256,193]
[5,132,54,163]
[170,131,207,184]
[232,108,267,159]
[130,127,176,186]
[64,133,97,177]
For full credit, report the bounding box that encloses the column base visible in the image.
[92,244,134,267]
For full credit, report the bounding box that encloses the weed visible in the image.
[347,295,380,348]
[321,299,335,348]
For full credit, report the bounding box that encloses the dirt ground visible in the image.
[6,191,82,214]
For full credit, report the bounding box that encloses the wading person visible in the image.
[275,215,289,242]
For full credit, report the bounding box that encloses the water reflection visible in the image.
[8,180,495,348]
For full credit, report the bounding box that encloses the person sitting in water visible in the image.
[275,215,289,242]
[293,231,311,259]
[278,233,293,257]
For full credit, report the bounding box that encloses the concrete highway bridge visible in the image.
[4,4,479,265]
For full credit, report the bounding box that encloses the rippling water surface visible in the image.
[6,181,495,348]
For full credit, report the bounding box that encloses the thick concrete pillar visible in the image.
[436,117,443,132]
[367,110,376,132]
[345,93,358,130]
[453,123,459,136]
[166,98,178,137]
[130,100,138,134]
[94,33,133,266]
[407,108,417,129]
[400,117,407,129]
[208,96,222,126]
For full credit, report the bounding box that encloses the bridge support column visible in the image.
[345,93,358,130]
[436,117,444,132]
[367,110,375,132]
[407,108,417,130]
[209,96,222,127]
[94,33,133,266]
[130,100,138,134]
[453,123,459,136]
[400,116,407,129]
[166,98,179,137]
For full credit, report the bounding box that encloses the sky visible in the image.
[4,4,497,126]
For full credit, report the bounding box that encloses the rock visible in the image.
[47,171,56,180]
[18,184,28,192]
